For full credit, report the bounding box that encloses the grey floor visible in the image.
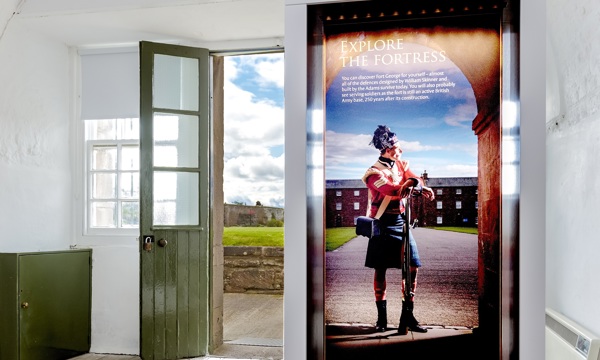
[70,293,283,360]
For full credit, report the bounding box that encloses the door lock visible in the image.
[143,235,154,252]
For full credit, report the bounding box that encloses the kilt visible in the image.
[364,213,422,269]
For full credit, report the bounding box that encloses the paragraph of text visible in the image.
[340,71,456,104]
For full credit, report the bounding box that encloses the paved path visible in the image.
[326,228,478,328]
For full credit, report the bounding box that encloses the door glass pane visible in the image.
[153,171,199,226]
[153,113,199,168]
[153,54,199,111]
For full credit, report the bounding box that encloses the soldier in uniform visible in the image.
[362,125,435,334]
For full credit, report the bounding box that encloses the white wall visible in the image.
[0,17,141,355]
[0,20,71,252]
[546,0,600,337]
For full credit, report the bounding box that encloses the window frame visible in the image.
[84,120,140,237]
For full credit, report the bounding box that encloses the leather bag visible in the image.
[355,195,391,238]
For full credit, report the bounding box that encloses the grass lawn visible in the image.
[223,226,476,249]
[223,226,284,247]
[324,226,478,251]
[428,226,478,235]
[325,227,358,251]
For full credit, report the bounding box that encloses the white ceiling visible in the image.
[12,0,284,48]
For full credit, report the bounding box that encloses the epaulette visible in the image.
[361,166,384,184]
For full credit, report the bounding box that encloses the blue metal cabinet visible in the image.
[0,249,92,360]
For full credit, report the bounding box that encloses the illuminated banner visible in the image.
[323,14,502,358]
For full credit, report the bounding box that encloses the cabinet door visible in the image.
[19,251,91,360]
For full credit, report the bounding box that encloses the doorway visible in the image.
[215,52,285,359]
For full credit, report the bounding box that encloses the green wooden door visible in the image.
[139,41,210,360]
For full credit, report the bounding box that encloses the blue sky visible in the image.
[223,53,284,208]
[326,43,478,180]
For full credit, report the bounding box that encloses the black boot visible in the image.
[398,299,428,335]
[375,300,387,332]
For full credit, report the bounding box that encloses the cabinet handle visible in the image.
[21,302,29,309]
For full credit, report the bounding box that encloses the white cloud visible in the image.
[423,164,478,177]
[444,102,478,127]
[325,130,442,168]
[324,130,476,180]
[223,55,285,207]
[254,56,284,88]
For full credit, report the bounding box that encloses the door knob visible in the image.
[158,238,168,247]
[21,302,29,309]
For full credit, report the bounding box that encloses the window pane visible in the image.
[121,201,139,227]
[92,173,116,199]
[153,171,199,226]
[88,119,117,140]
[91,202,116,227]
[120,172,139,199]
[153,54,199,111]
[121,145,139,170]
[92,146,117,170]
[153,113,199,168]
[119,118,139,140]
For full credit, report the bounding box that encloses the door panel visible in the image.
[19,252,91,360]
[140,41,210,360]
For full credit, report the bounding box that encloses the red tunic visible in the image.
[361,159,423,217]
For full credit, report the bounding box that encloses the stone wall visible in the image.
[223,246,284,294]
[224,204,284,227]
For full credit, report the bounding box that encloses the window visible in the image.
[336,202,342,210]
[456,188,462,195]
[456,201,462,209]
[86,118,140,232]
[336,190,342,196]
[354,190,360,196]
[437,216,443,224]
[354,202,360,210]
[437,201,443,209]
[436,189,442,195]
[475,201,478,209]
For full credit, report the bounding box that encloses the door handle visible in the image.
[158,238,168,247]
[21,302,29,309]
